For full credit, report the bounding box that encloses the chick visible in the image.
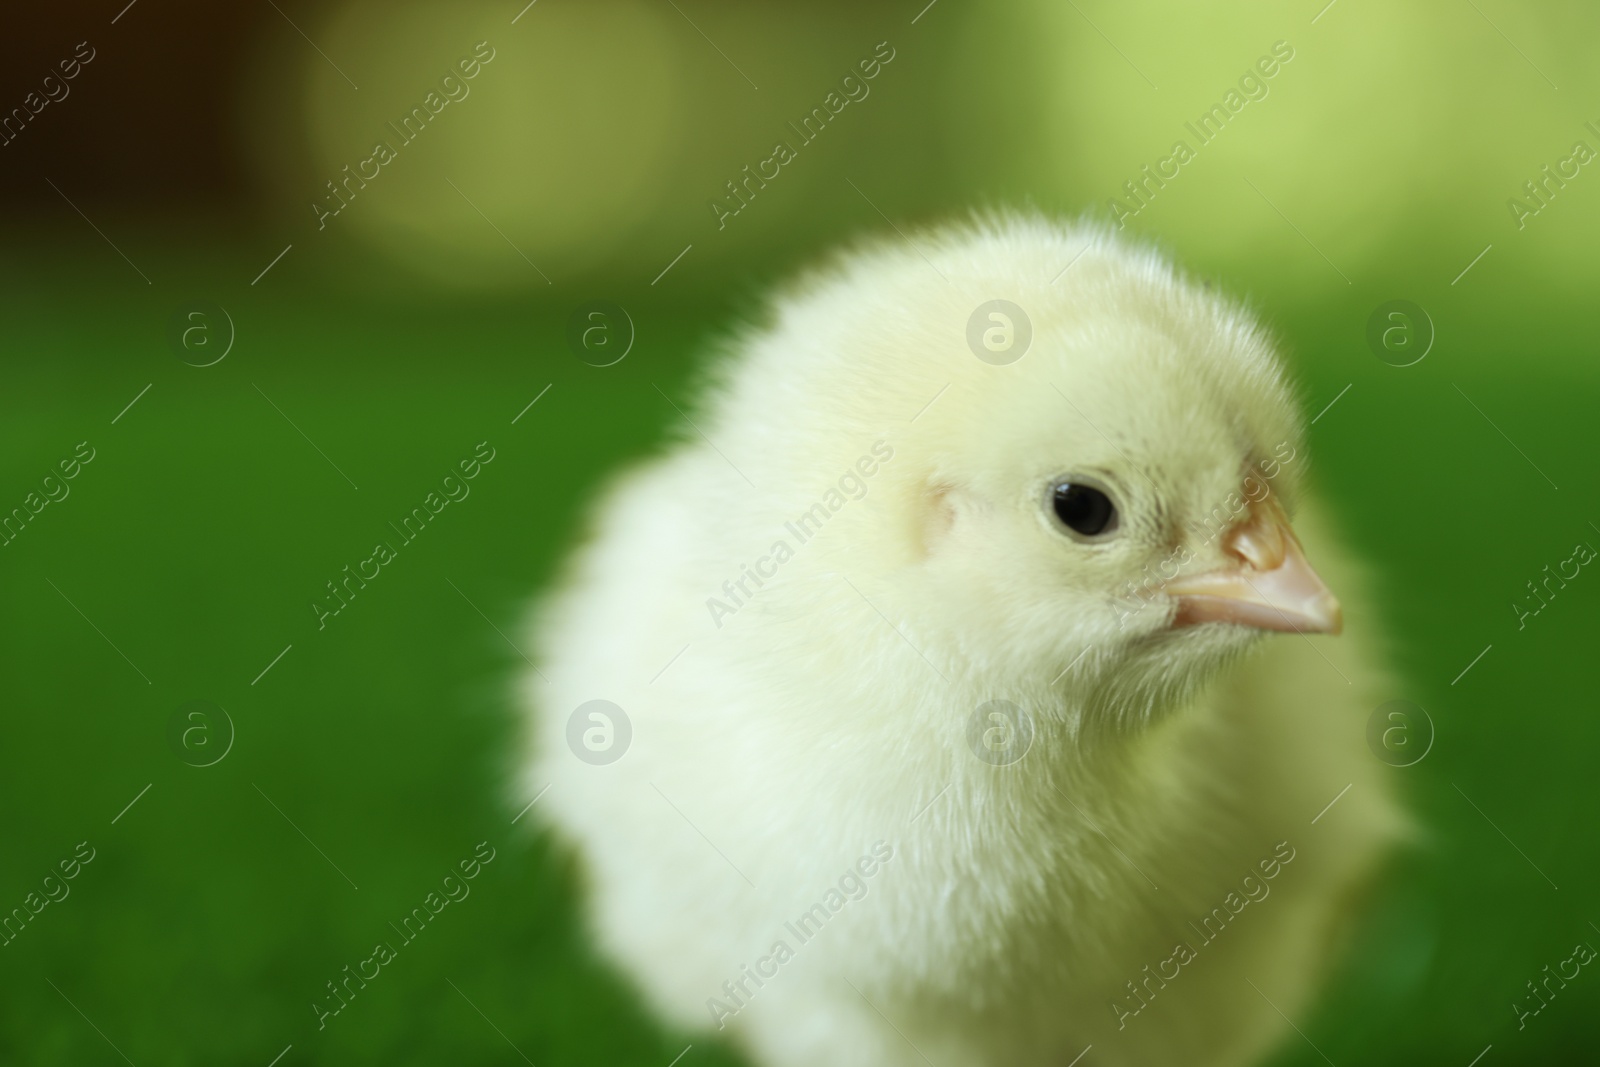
[522,216,1403,1067]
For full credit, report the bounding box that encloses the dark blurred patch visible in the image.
[0,1,262,210]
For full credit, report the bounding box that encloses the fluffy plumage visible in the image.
[522,216,1402,1066]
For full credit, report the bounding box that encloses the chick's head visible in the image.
[733,218,1340,724]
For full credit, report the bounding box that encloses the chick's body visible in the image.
[524,218,1401,1067]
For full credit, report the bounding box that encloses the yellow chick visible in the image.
[523,215,1403,1067]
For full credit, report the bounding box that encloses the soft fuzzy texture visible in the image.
[521,216,1403,1066]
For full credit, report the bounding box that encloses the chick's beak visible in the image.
[1165,496,1343,635]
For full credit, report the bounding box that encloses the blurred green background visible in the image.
[2,0,1598,1063]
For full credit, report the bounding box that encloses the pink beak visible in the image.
[1165,496,1342,635]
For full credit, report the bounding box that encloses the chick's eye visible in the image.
[1052,481,1118,538]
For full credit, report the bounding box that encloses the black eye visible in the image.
[1052,481,1118,538]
